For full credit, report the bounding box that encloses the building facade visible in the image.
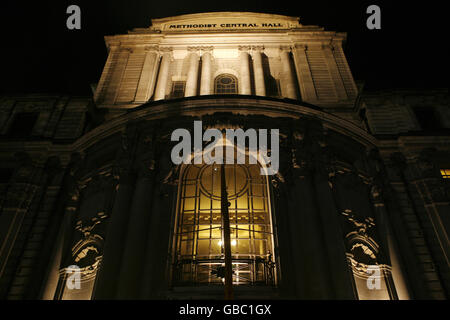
[0,12,448,300]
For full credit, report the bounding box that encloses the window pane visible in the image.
[238,225,250,238]
[197,240,210,255]
[198,227,210,238]
[211,224,221,238]
[237,240,250,254]
[171,81,186,98]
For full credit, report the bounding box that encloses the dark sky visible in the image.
[0,0,446,96]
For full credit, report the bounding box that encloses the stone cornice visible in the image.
[4,98,449,166]
[378,136,450,155]
[0,97,377,162]
[104,31,346,51]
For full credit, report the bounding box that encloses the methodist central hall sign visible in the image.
[150,13,302,32]
[167,22,285,30]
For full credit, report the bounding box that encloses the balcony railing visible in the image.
[172,256,275,286]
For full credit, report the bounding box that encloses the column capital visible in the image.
[187,46,201,53]
[294,43,308,51]
[121,47,134,53]
[143,45,159,52]
[238,45,251,52]
[251,45,264,52]
[158,46,173,54]
[187,48,200,61]
[158,47,174,62]
[279,45,292,52]
[199,46,214,54]
[321,43,335,51]
[108,44,120,52]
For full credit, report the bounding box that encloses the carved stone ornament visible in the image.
[341,209,375,237]
[75,211,108,238]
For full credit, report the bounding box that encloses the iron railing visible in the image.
[172,256,275,286]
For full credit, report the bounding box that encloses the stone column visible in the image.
[153,48,172,101]
[116,166,155,299]
[252,47,266,96]
[370,188,410,300]
[239,47,251,95]
[322,44,348,100]
[288,135,334,298]
[270,171,297,297]
[279,47,298,100]
[184,49,200,97]
[95,45,129,105]
[309,141,355,299]
[292,44,317,101]
[92,167,135,299]
[200,48,212,95]
[41,172,80,300]
[141,148,177,299]
[135,47,159,103]
[291,171,333,298]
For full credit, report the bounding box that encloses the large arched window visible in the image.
[172,162,275,286]
[214,74,238,94]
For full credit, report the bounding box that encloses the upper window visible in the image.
[171,81,186,98]
[215,74,238,94]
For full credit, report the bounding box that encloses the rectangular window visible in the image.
[171,81,186,98]
[440,169,450,179]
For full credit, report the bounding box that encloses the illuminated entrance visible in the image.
[172,162,275,286]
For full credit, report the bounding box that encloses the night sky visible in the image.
[0,0,446,96]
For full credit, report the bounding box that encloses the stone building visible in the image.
[0,12,448,300]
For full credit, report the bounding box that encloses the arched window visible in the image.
[214,74,238,94]
[172,162,275,286]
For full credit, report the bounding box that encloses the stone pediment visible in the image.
[148,12,303,32]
